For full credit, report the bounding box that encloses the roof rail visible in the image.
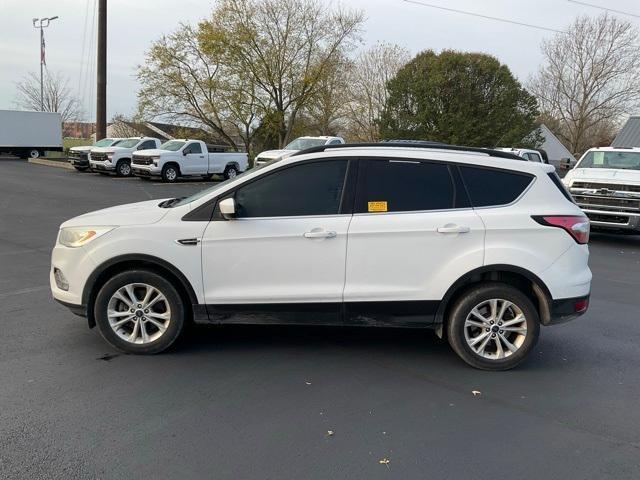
[290,142,525,160]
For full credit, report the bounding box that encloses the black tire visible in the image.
[94,270,186,354]
[446,282,540,370]
[162,164,179,183]
[223,165,238,180]
[28,149,41,159]
[115,159,132,177]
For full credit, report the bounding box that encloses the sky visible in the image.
[1,0,639,122]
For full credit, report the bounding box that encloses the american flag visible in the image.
[41,32,46,66]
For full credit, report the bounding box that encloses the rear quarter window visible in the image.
[460,166,533,207]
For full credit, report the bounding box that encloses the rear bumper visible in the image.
[546,294,590,325]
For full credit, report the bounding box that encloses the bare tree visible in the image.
[109,114,144,138]
[343,42,410,142]
[529,14,640,156]
[200,0,364,147]
[14,70,84,122]
[137,24,258,151]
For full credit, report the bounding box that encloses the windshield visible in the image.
[94,138,118,147]
[284,138,327,150]
[578,150,640,170]
[160,140,186,151]
[173,161,275,208]
[116,138,141,148]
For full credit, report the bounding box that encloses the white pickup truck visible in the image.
[131,139,248,182]
[68,138,123,172]
[254,136,345,166]
[90,137,162,177]
[563,146,640,233]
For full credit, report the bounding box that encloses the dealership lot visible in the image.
[1,159,640,479]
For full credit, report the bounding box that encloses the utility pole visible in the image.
[96,0,107,140]
[32,16,58,111]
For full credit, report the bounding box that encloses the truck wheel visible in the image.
[28,149,41,159]
[446,283,540,371]
[116,160,132,177]
[94,270,186,354]
[223,165,238,180]
[162,164,179,183]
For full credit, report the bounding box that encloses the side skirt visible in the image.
[199,301,440,328]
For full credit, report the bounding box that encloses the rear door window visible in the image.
[460,166,533,207]
[355,159,457,213]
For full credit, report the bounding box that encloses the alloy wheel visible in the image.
[106,283,171,344]
[463,298,527,359]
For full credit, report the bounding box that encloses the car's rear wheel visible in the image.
[446,283,540,370]
[223,165,238,180]
[94,270,185,354]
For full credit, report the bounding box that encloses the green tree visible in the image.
[198,0,364,148]
[379,50,540,147]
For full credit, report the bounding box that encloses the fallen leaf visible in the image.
[327,430,334,436]
[379,458,390,468]
[472,390,481,396]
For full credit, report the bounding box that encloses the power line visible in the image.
[401,0,567,34]
[567,0,640,19]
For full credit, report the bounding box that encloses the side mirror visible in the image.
[560,158,571,170]
[219,197,236,220]
[182,149,189,156]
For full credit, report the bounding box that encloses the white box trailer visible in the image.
[0,109,63,159]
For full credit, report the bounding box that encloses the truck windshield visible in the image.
[94,138,118,147]
[117,138,142,148]
[160,140,186,151]
[578,151,640,170]
[284,138,328,150]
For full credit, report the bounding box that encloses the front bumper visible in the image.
[90,160,115,172]
[132,165,161,177]
[581,208,640,232]
[69,156,90,168]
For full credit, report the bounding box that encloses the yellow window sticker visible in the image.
[368,201,388,212]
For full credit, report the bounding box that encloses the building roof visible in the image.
[612,116,640,148]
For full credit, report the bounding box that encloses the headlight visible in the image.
[106,154,113,162]
[58,226,114,248]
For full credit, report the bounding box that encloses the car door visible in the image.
[343,158,485,326]
[201,159,354,323]
[183,142,206,174]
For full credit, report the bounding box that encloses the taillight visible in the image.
[532,215,590,244]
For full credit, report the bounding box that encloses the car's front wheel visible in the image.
[116,160,132,177]
[223,165,238,180]
[162,164,179,183]
[446,283,540,370]
[94,270,185,354]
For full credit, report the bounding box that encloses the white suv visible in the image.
[50,144,591,370]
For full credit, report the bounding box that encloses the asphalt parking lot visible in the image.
[1,158,639,479]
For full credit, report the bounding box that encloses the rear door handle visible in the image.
[303,229,337,239]
[437,224,470,234]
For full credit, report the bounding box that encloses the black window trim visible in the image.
[353,156,470,216]
[183,157,356,222]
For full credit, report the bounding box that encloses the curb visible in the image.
[28,157,74,170]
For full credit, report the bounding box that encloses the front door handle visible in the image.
[437,224,470,234]
[303,229,337,239]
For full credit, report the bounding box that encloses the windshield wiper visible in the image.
[158,197,186,208]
